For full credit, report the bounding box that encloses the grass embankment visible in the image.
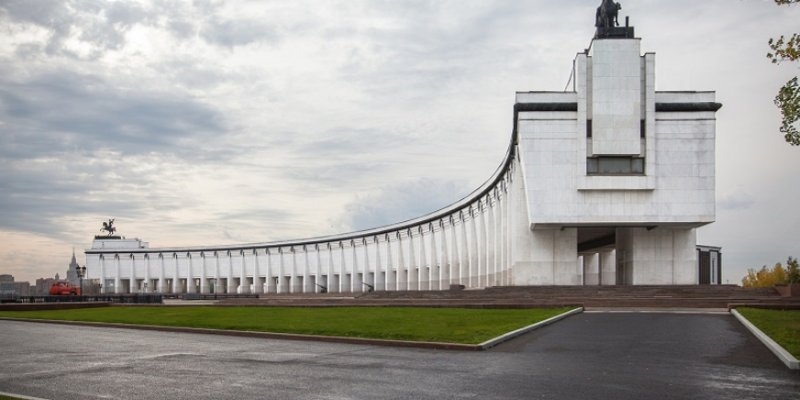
[0,306,571,345]
[737,307,800,358]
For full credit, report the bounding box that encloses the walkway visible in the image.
[0,312,797,399]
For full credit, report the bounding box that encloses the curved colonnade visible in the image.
[90,134,523,295]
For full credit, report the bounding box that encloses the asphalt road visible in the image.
[0,312,797,400]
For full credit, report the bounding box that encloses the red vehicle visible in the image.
[49,281,81,296]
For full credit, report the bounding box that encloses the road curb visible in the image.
[477,307,584,350]
[1,309,583,352]
[0,390,50,400]
[730,309,799,370]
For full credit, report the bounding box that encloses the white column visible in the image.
[363,238,373,291]
[227,251,235,294]
[429,223,438,290]
[584,253,600,285]
[326,244,335,293]
[239,250,250,294]
[278,248,286,293]
[99,255,106,294]
[500,183,509,286]
[158,254,165,293]
[114,255,122,294]
[315,245,322,293]
[129,254,136,294]
[144,254,151,293]
[303,245,311,293]
[440,220,450,289]
[266,249,276,293]
[172,254,180,294]
[407,229,417,291]
[397,232,407,291]
[374,236,383,291]
[479,200,489,288]
[505,178,514,286]
[214,252,223,294]
[187,253,196,294]
[459,212,469,286]
[385,234,394,291]
[451,216,462,285]
[469,207,480,288]
[200,253,208,294]
[487,196,496,287]
[290,247,299,293]
[350,240,359,293]
[600,250,616,285]
[253,249,262,294]
[494,193,502,286]
[339,242,347,293]
[418,226,427,291]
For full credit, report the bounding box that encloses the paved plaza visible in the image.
[0,312,797,399]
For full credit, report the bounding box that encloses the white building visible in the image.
[86,7,720,294]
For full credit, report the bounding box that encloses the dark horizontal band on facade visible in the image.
[514,102,722,113]
[654,102,723,112]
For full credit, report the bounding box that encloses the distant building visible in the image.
[13,281,32,296]
[66,250,81,286]
[35,277,57,296]
[0,274,14,297]
[697,246,722,285]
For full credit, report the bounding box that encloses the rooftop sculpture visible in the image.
[100,218,116,236]
[595,0,634,39]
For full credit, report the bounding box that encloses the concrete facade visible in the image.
[85,17,719,294]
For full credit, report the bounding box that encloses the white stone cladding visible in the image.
[590,39,642,155]
[85,30,718,293]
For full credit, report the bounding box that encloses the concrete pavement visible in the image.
[0,313,797,399]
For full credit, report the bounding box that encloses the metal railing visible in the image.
[12,295,163,304]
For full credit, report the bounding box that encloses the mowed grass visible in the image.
[737,307,800,358]
[0,306,572,344]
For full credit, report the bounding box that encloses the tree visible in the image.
[741,257,799,287]
[767,0,800,145]
[787,256,800,283]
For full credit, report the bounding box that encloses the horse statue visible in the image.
[595,0,621,30]
[101,218,117,236]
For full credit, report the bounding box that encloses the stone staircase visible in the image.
[215,285,796,309]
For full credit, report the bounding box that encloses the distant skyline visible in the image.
[1,0,798,284]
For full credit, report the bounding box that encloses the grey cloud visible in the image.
[200,17,278,48]
[1,0,153,60]
[340,178,471,231]
[295,127,406,158]
[0,71,225,159]
[0,161,148,238]
[718,194,755,211]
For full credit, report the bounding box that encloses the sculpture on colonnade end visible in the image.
[100,218,116,236]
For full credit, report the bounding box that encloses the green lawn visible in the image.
[0,306,572,345]
[737,307,800,358]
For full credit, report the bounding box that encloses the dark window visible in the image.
[587,119,592,138]
[640,119,646,138]
[587,157,645,175]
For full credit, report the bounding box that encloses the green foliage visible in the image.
[768,0,800,145]
[737,307,800,358]
[775,77,800,145]
[742,256,799,287]
[0,306,572,345]
[787,256,800,284]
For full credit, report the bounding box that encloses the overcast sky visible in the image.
[1,0,798,284]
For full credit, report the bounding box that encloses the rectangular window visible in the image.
[586,156,645,175]
[640,119,646,138]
